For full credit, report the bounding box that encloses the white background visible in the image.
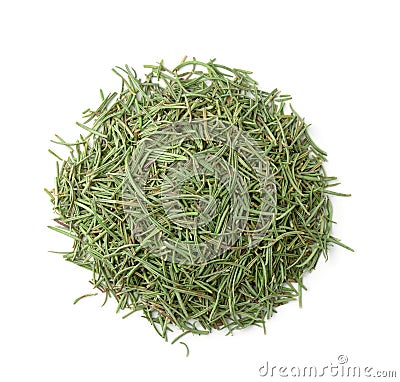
[1,1,399,381]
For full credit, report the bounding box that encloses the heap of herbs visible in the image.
[46,58,351,343]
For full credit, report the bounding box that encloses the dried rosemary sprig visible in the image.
[46,58,352,341]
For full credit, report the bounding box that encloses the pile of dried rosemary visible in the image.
[46,58,351,343]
